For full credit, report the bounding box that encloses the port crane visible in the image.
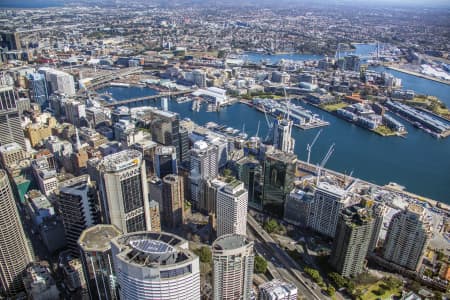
[316,143,335,185]
[306,129,322,164]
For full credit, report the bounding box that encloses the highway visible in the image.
[247,215,327,300]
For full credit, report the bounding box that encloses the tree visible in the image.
[423,268,433,278]
[198,246,212,263]
[254,255,268,274]
[383,276,402,290]
[305,267,323,284]
[326,285,336,296]
[264,219,278,234]
[223,169,232,177]
[328,272,347,289]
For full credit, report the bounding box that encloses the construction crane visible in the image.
[316,143,335,185]
[263,107,274,142]
[306,129,322,164]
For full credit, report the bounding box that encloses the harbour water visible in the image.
[370,65,450,106]
[99,84,450,203]
[245,53,325,64]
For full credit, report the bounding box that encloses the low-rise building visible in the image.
[23,263,59,300]
[259,279,298,300]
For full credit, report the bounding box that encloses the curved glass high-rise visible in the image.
[111,231,200,300]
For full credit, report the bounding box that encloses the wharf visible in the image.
[296,160,449,213]
[305,102,405,137]
[243,99,329,130]
[384,64,450,86]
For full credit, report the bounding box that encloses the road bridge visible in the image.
[102,89,194,108]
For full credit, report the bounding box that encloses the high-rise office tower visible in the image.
[64,100,86,127]
[148,175,163,210]
[212,234,254,300]
[343,55,361,72]
[189,141,218,208]
[368,202,387,252]
[78,224,121,300]
[201,178,227,215]
[330,205,375,277]
[154,146,177,178]
[148,200,161,232]
[308,182,351,238]
[38,68,76,96]
[150,109,189,163]
[0,86,26,149]
[111,231,200,300]
[383,204,431,271]
[179,126,190,164]
[162,174,184,229]
[98,150,151,233]
[262,151,297,216]
[57,175,100,256]
[283,188,314,227]
[0,31,21,50]
[0,169,32,296]
[206,135,228,168]
[272,119,295,154]
[192,69,206,88]
[28,73,49,107]
[216,180,248,238]
[236,157,263,210]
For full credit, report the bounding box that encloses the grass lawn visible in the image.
[359,281,402,300]
[320,102,348,112]
[187,51,218,58]
[373,125,397,136]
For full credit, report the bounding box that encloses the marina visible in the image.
[100,85,450,203]
[251,98,330,130]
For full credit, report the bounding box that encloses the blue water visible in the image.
[99,85,450,203]
[0,0,63,8]
[370,66,450,106]
[244,43,378,64]
[245,53,325,64]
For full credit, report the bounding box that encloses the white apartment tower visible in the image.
[383,204,431,271]
[216,180,248,238]
[212,234,254,300]
[308,182,351,237]
[273,119,295,154]
[98,150,151,233]
[189,140,218,207]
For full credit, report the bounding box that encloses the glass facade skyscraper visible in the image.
[28,73,49,107]
[262,151,297,216]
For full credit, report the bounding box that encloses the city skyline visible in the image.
[0,0,448,299]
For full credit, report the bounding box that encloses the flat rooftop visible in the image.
[113,232,193,267]
[78,225,121,252]
[213,234,250,251]
[99,149,141,172]
[317,181,347,199]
